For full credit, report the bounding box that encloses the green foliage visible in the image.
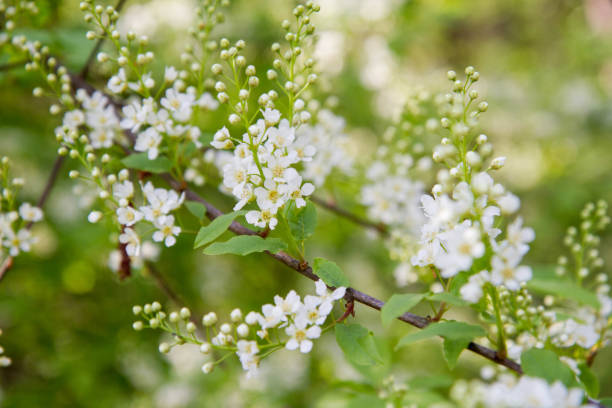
[396,321,486,368]
[521,349,578,387]
[312,257,351,288]
[194,210,246,249]
[381,293,426,326]
[185,201,207,221]
[578,362,600,398]
[335,323,383,367]
[120,153,173,174]
[285,201,317,243]
[202,235,287,255]
[527,275,600,308]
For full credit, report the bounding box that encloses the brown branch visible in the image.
[161,174,523,374]
[145,261,185,306]
[311,195,388,236]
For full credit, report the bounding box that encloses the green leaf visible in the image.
[407,374,454,390]
[335,323,383,366]
[428,292,468,307]
[121,153,173,174]
[395,320,484,369]
[203,235,287,255]
[521,349,577,387]
[578,363,599,398]
[185,201,207,221]
[442,337,472,369]
[285,201,317,242]
[194,211,246,249]
[527,276,599,308]
[313,258,350,288]
[381,293,426,326]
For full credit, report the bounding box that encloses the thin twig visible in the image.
[145,261,185,306]
[311,195,388,236]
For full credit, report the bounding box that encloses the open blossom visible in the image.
[119,227,140,257]
[490,247,532,290]
[285,319,321,353]
[3,228,34,256]
[434,221,485,278]
[236,340,259,378]
[134,127,162,160]
[116,206,143,226]
[18,203,43,222]
[152,215,181,247]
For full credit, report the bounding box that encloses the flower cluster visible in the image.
[451,375,593,408]
[207,3,322,229]
[131,279,346,378]
[214,108,316,229]
[409,68,534,299]
[0,158,43,259]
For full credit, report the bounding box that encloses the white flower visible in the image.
[152,215,181,247]
[235,340,259,377]
[245,208,278,230]
[119,227,140,257]
[490,247,532,290]
[164,66,178,83]
[160,88,194,122]
[460,270,490,303]
[107,68,127,94]
[120,100,149,132]
[88,211,103,223]
[116,206,143,226]
[434,221,485,278]
[135,127,162,160]
[18,203,43,222]
[278,170,315,208]
[89,128,115,149]
[197,93,219,110]
[211,126,233,149]
[262,107,281,125]
[113,180,134,200]
[314,279,346,315]
[256,304,283,332]
[273,290,302,317]
[3,228,34,256]
[285,319,321,353]
[505,217,535,255]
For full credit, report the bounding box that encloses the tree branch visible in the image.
[161,174,523,374]
[311,195,388,236]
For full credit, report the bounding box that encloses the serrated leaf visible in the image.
[194,210,246,249]
[203,235,287,255]
[286,201,317,242]
[313,257,350,288]
[381,293,426,326]
[521,348,578,387]
[185,201,207,221]
[578,363,599,398]
[428,292,468,307]
[396,321,485,351]
[527,276,599,308]
[335,323,383,366]
[121,153,173,173]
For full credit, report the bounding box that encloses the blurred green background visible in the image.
[1,0,612,406]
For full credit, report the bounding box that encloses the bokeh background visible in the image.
[1,0,612,406]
